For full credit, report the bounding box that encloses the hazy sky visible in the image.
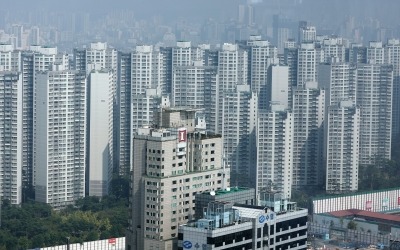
[2,0,243,20]
[2,0,400,27]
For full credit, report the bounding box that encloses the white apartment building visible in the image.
[299,25,317,43]
[367,41,385,64]
[34,69,86,208]
[283,47,298,108]
[131,45,164,95]
[0,72,23,204]
[257,104,293,199]
[321,38,346,63]
[297,43,324,88]
[172,41,204,67]
[218,43,248,94]
[73,42,117,73]
[326,101,360,193]
[172,63,219,129]
[385,39,400,141]
[247,39,279,110]
[172,62,207,109]
[216,43,248,133]
[266,65,289,110]
[87,70,113,196]
[222,85,257,188]
[0,44,20,71]
[292,82,325,189]
[318,63,356,106]
[356,64,393,165]
[116,45,165,176]
[126,108,229,250]
[21,46,67,197]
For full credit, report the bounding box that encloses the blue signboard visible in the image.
[183,241,193,249]
[259,215,266,223]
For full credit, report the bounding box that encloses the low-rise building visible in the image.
[178,199,308,250]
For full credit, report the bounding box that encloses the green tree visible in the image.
[347,220,357,230]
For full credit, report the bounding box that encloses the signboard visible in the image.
[178,128,187,143]
[108,238,116,244]
[183,241,192,249]
[382,198,389,208]
[259,213,275,224]
[366,200,372,210]
[259,215,266,223]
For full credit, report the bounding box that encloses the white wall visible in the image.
[88,71,113,196]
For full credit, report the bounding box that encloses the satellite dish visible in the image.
[210,191,216,196]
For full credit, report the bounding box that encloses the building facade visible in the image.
[257,104,293,199]
[326,101,360,193]
[126,109,230,250]
[292,82,325,189]
[34,69,86,208]
[178,201,308,250]
[87,70,114,196]
[0,72,23,204]
[356,64,393,165]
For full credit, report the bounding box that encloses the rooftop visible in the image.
[204,187,253,196]
[313,187,400,201]
[328,209,400,225]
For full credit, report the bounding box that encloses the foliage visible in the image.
[0,195,128,250]
[358,158,400,191]
[358,136,400,191]
[347,220,357,230]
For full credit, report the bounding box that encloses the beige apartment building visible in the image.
[126,108,230,250]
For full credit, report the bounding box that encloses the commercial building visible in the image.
[313,209,400,239]
[178,197,308,250]
[126,108,230,250]
[312,188,400,214]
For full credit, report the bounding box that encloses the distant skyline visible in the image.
[1,0,399,26]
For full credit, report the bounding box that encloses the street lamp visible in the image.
[66,236,70,250]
